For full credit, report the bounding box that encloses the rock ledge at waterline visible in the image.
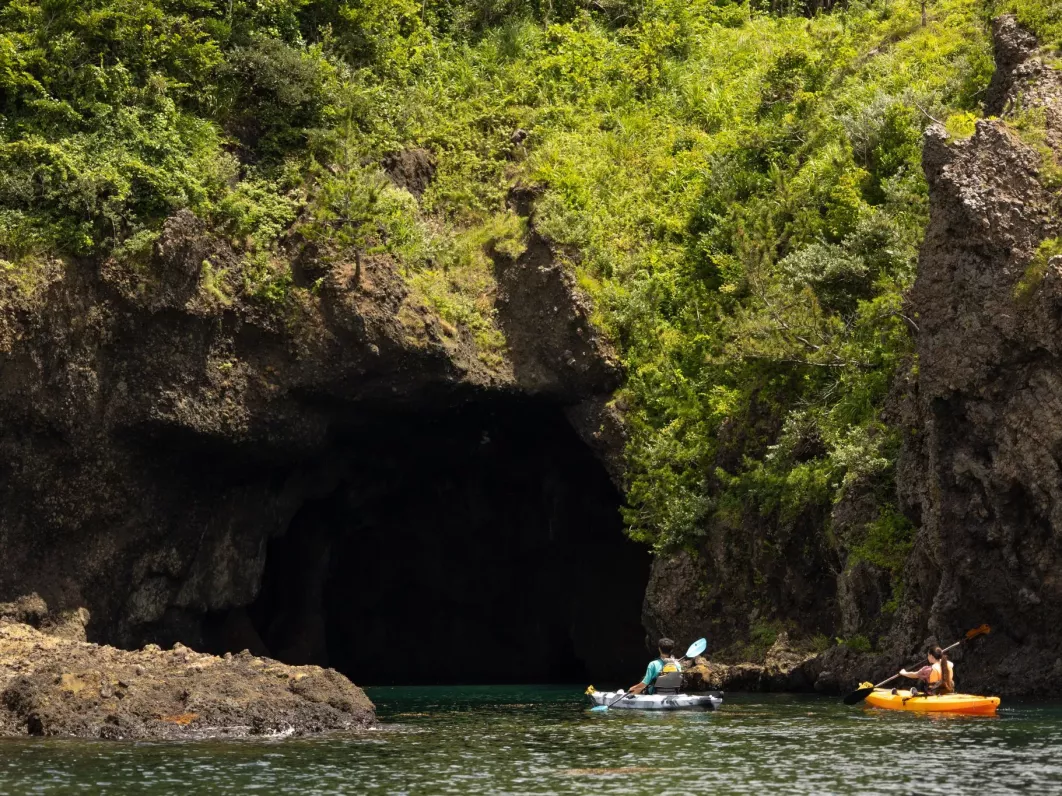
[0,619,374,738]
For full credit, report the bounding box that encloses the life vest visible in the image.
[930,660,954,682]
[928,661,955,694]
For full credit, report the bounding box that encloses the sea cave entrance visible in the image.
[204,397,651,685]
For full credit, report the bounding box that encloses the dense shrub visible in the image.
[1,0,1001,596]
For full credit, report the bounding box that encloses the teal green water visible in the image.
[2,686,1062,794]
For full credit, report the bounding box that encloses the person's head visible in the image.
[658,638,675,656]
[929,645,952,688]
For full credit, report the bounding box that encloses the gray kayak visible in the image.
[588,691,722,711]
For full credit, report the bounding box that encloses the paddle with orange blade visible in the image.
[842,624,991,705]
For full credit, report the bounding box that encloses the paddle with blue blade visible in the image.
[684,637,707,660]
[591,637,707,712]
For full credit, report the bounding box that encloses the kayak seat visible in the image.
[653,670,683,695]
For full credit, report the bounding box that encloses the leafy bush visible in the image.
[779,243,871,315]
[838,634,873,653]
[220,37,338,159]
[849,507,916,576]
[0,0,1002,609]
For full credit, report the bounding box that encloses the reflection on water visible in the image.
[2,686,1062,794]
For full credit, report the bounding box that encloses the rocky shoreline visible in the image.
[0,615,374,739]
[681,634,856,695]
[680,632,1003,697]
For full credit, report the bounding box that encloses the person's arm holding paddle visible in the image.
[628,658,664,695]
[593,636,708,711]
[897,663,934,694]
[897,665,932,680]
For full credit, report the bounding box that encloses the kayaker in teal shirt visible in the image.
[626,638,682,696]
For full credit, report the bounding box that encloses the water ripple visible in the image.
[1,687,1061,794]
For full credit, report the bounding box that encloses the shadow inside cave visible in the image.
[200,398,651,685]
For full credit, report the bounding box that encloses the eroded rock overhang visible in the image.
[0,196,648,684]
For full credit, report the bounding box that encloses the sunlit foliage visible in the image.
[1,0,1005,595]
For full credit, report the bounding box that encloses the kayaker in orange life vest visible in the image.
[626,637,683,696]
[898,646,955,694]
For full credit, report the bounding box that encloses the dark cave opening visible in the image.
[205,398,651,685]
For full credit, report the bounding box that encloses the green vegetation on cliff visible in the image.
[1001,0,1062,46]
[1,0,1003,628]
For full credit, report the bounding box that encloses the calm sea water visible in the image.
[1,685,1061,794]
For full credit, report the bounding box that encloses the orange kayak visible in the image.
[864,689,1000,715]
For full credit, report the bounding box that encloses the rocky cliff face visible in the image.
[9,13,1062,703]
[897,15,1062,696]
[0,183,646,687]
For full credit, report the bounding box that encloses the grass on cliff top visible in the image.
[1,0,995,599]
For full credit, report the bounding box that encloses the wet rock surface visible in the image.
[0,620,374,739]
